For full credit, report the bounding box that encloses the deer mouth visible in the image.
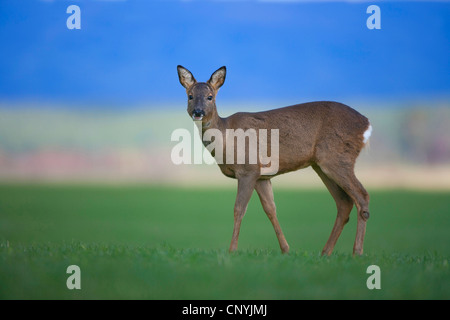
[192,109,205,121]
[192,115,204,121]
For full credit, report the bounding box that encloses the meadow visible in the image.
[0,184,449,300]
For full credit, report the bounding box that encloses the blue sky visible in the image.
[0,0,449,108]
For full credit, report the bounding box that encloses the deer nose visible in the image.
[193,109,205,117]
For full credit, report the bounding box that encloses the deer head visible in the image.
[177,65,226,123]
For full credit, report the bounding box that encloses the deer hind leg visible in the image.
[255,179,290,254]
[312,164,354,256]
[317,162,370,256]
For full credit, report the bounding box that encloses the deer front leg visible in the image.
[255,179,290,254]
[229,175,257,252]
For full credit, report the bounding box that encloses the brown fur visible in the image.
[177,65,371,255]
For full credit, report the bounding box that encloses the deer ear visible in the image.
[207,66,226,90]
[177,65,196,89]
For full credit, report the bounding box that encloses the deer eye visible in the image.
[188,95,193,100]
[207,96,213,101]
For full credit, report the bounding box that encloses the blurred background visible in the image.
[0,0,449,189]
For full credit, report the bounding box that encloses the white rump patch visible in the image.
[363,124,372,144]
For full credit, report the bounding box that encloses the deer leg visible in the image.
[312,164,354,256]
[229,175,257,252]
[318,163,370,256]
[255,179,290,254]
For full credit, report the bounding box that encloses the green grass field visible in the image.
[0,184,449,299]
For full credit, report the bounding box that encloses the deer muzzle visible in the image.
[192,108,205,121]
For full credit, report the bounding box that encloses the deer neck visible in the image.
[201,106,225,134]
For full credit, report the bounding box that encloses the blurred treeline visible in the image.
[363,104,450,165]
[0,103,449,182]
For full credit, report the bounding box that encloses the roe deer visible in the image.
[177,65,372,256]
